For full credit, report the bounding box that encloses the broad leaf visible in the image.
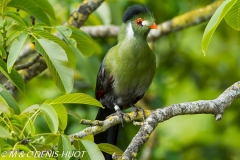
[202,0,237,55]
[224,0,240,30]
[15,144,31,152]
[7,31,28,72]
[66,107,81,119]
[44,134,59,145]
[28,119,35,136]
[7,0,51,25]
[0,126,11,138]
[5,12,27,26]
[0,96,11,115]
[50,93,103,108]
[0,0,10,8]
[80,134,94,141]
[6,30,20,46]
[0,84,20,114]
[21,104,40,115]
[51,104,68,131]
[0,45,7,59]
[34,0,56,20]
[21,114,36,137]
[77,140,104,160]
[32,30,76,68]
[0,59,25,93]
[70,27,95,56]
[35,38,74,93]
[58,135,72,160]
[40,104,59,133]
[56,26,72,37]
[98,143,123,156]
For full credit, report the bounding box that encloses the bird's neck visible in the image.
[118,22,148,44]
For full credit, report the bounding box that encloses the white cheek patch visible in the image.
[126,22,134,39]
[142,20,150,26]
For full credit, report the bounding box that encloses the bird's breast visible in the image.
[107,43,156,96]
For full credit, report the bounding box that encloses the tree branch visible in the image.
[80,1,223,41]
[15,54,41,70]
[3,57,47,94]
[69,81,240,159]
[3,0,104,93]
[119,81,240,160]
[67,0,104,28]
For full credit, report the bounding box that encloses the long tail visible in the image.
[94,108,119,160]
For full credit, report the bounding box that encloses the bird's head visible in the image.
[122,5,157,39]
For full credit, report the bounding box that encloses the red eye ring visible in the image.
[135,18,143,26]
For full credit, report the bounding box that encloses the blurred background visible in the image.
[16,0,240,159]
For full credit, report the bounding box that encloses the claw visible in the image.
[106,104,130,127]
[131,105,145,120]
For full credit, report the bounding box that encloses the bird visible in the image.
[94,4,157,159]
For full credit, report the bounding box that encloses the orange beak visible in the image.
[148,23,157,29]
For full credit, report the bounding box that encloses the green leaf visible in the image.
[78,140,104,160]
[0,84,20,114]
[51,104,68,131]
[98,143,123,156]
[80,134,94,141]
[56,26,72,37]
[202,0,237,55]
[32,30,76,68]
[7,31,28,72]
[6,30,20,46]
[28,119,35,136]
[11,115,23,131]
[0,126,11,138]
[44,134,59,146]
[0,96,11,115]
[21,104,40,115]
[35,38,74,93]
[224,0,240,30]
[66,108,81,119]
[21,114,35,136]
[0,45,7,59]
[40,104,59,133]
[58,135,72,160]
[7,0,51,25]
[5,12,27,26]
[34,0,56,20]
[16,144,31,152]
[66,38,77,47]
[69,27,95,56]
[50,93,103,108]
[0,0,10,8]
[0,59,25,93]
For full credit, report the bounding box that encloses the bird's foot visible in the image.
[106,104,130,127]
[131,105,145,120]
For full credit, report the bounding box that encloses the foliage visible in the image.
[202,0,240,54]
[0,0,108,159]
[0,0,240,160]
[0,0,94,93]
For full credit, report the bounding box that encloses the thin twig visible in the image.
[15,54,41,70]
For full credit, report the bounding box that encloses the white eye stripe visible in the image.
[142,20,150,26]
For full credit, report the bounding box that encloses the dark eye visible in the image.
[135,18,143,26]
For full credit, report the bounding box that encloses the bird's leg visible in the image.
[106,104,130,127]
[131,104,145,120]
